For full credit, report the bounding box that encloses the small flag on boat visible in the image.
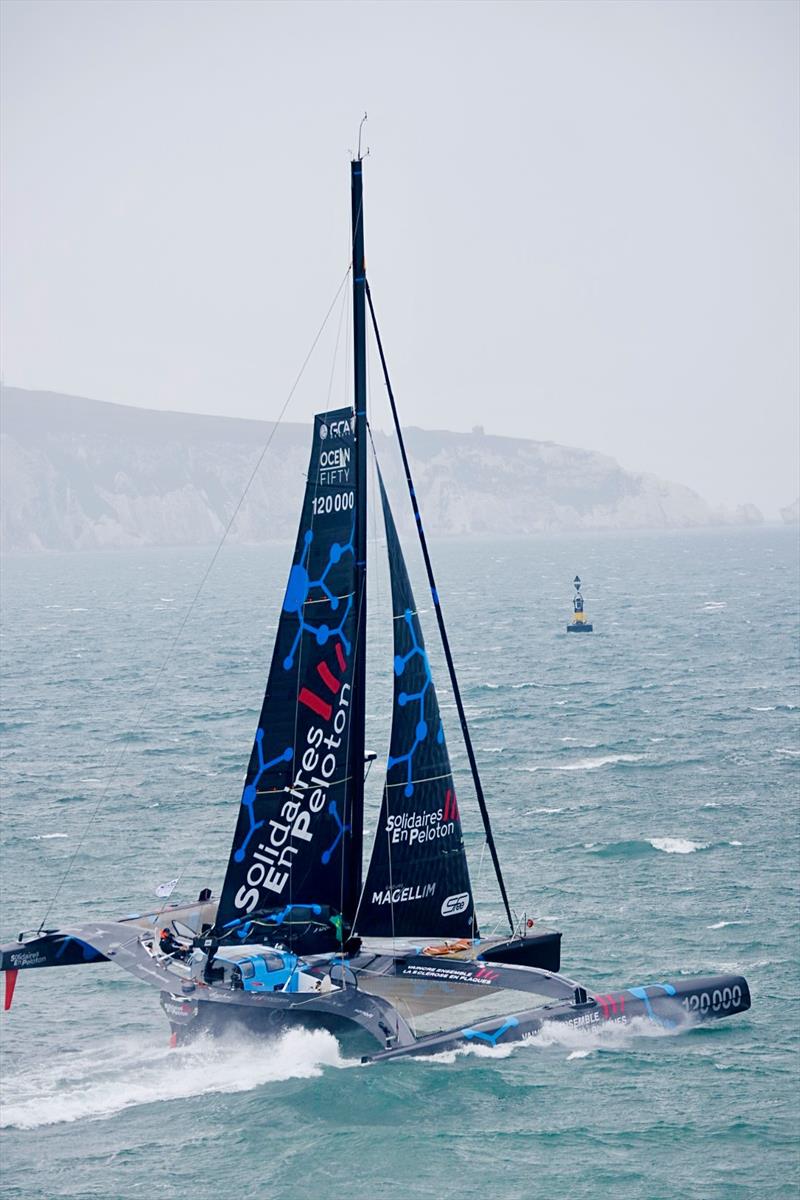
[155,878,179,899]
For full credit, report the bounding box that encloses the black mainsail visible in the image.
[357,478,477,939]
[216,407,364,934]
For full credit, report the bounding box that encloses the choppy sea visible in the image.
[1,526,798,1199]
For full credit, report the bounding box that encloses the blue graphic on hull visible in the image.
[233,729,294,864]
[462,1016,520,1047]
[628,983,678,1027]
[282,526,355,670]
[388,609,433,797]
[54,936,101,962]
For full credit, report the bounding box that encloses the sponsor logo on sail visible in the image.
[371,882,436,907]
[233,643,353,913]
[318,445,351,486]
[386,809,455,845]
[319,416,354,441]
[441,892,470,917]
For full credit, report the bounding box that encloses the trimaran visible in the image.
[1,152,750,1063]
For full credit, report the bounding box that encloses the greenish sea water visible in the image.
[1,527,798,1199]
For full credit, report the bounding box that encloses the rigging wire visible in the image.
[36,266,353,935]
[363,277,515,935]
[472,839,487,943]
[151,271,352,936]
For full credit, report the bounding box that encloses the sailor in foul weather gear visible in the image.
[159,927,181,956]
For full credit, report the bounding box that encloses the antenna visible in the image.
[357,112,369,161]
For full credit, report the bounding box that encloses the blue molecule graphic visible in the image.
[233,728,293,863]
[282,523,355,670]
[387,609,438,798]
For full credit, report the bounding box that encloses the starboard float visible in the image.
[0,148,750,1063]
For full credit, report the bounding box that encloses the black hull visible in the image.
[161,990,367,1048]
[364,973,751,1062]
[478,929,561,972]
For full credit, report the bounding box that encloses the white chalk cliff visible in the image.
[1,388,763,552]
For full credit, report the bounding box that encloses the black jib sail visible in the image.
[216,407,364,937]
[357,477,477,939]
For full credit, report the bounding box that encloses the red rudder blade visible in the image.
[3,969,19,1011]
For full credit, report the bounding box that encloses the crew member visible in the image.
[159,927,180,956]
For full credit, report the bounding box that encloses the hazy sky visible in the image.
[2,0,798,515]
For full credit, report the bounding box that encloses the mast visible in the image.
[349,155,368,904]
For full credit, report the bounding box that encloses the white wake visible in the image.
[0,1027,355,1129]
[414,1014,688,1067]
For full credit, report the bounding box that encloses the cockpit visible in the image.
[212,946,324,994]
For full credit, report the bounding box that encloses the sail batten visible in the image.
[216,408,364,936]
[356,475,477,940]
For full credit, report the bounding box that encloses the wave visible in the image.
[527,807,564,815]
[589,837,709,858]
[775,747,800,758]
[534,1014,687,1051]
[0,1028,354,1129]
[707,920,744,929]
[523,753,644,774]
[30,832,68,840]
[649,837,709,855]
